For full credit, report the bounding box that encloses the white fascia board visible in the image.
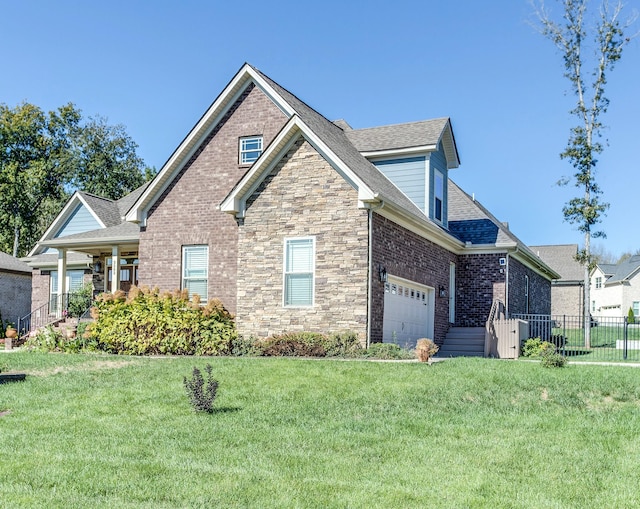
[28,192,96,257]
[126,65,296,225]
[221,116,376,217]
[360,145,436,159]
[377,203,464,253]
[76,194,108,229]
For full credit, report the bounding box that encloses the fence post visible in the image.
[624,316,628,361]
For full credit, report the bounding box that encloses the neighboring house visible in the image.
[0,251,32,327]
[590,255,640,318]
[23,63,558,348]
[530,244,584,317]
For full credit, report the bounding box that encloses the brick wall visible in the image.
[456,254,506,327]
[370,215,457,344]
[508,257,551,315]
[0,271,32,325]
[138,83,288,314]
[236,138,370,341]
[31,269,50,315]
[551,283,583,316]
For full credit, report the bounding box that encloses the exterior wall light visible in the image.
[93,260,103,274]
[439,285,447,298]
[378,265,388,283]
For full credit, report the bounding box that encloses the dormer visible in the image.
[343,118,459,227]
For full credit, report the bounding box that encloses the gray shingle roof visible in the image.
[345,118,450,152]
[0,251,31,273]
[252,66,429,222]
[602,255,640,284]
[79,192,121,227]
[530,244,584,281]
[447,180,515,245]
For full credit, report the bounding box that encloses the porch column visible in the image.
[57,248,67,318]
[111,246,121,293]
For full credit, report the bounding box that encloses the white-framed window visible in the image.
[182,245,208,301]
[50,270,85,311]
[434,169,444,222]
[592,300,596,313]
[595,277,602,289]
[239,136,263,165]
[633,301,640,316]
[284,237,315,307]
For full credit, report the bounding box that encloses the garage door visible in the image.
[383,279,434,349]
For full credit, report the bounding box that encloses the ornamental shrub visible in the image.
[541,349,567,368]
[184,364,219,413]
[86,286,237,355]
[522,338,556,358]
[361,342,414,360]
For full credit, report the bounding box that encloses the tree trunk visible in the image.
[584,230,591,349]
[12,224,20,258]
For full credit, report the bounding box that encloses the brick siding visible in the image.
[370,215,457,344]
[236,138,370,341]
[456,254,506,327]
[0,270,32,325]
[138,84,288,314]
[508,257,551,315]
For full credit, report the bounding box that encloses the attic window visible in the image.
[239,136,263,165]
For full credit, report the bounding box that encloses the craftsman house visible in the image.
[23,63,558,349]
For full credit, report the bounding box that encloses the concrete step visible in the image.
[436,327,485,358]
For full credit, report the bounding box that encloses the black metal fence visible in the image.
[511,314,640,362]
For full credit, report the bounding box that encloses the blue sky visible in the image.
[2,0,639,258]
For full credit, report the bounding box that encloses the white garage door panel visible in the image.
[383,280,434,349]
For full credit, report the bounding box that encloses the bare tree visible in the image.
[532,0,636,347]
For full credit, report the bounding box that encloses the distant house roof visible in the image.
[600,255,640,285]
[0,251,31,274]
[530,244,584,282]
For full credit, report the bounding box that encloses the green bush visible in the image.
[323,331,363,357]
[361,342,414,360]
[260,332,328,357]
[628,307,635,325]
[67,284,93,319]
[257,331,363,357]
[522,338,556,358]
[87,287,237,355]
[541,350,567,368]
[229,336,263,356]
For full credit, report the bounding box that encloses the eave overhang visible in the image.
[126,63,296,226]
[220,115,378,218]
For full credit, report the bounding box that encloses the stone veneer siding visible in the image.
[138,84,288,315]
[370,214,457,345]
[1,270,32,325]
[236,138,370,340]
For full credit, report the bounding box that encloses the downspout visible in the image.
[505,252,510,318]
[366,200,385,348]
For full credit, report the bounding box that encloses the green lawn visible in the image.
[1,354,640,508]
[553,324,640,362]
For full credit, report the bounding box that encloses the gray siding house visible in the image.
[23,63,558,349]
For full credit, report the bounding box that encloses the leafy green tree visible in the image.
[0,102,80,256]
[0,102,154,257]
[70,116,152,200]
[533,0,636,347]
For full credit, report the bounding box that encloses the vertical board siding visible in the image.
[429,144,448,227]
[55,204,102,238]
[373,157,426,213]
